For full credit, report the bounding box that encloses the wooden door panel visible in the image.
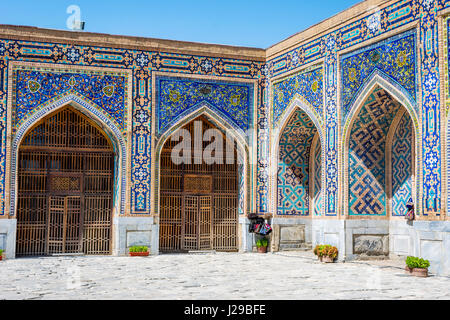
[16,107,114,257]
[183,196,198,251]
[47,196,65,254]
[159,195,182,252]
[159,116,239,253]
[64,196,82,254]
[199,196,212,250]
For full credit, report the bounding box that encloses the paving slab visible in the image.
[0,252,448,300]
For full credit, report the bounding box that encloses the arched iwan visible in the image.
[8,93,127,218]
[341,73,420,218]
[152,103,250,217]
[270,97,325,216]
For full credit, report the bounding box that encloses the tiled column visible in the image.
[420,0,442,216]
[131,62,152,214]
[257,75,269,213]
[324,34,339,217]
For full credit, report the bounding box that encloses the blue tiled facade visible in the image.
[1,0,450,273]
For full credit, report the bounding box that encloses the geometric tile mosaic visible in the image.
[0,0,449,217]
[341,30,417,124]
[348,87,401,216]
[272,66,323,128]
[313,137,322,216]
[265,0,448,216]
[0,38,265,216]
[391,112,413,217]
[277,109,317,216]
[13,68,127,133]
[420,0,441,214]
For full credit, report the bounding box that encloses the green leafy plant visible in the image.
[314,244,338,259]
[256,238,268,248]
[406,256,430,269]
[129,246,148,253]
[0,249,3,255]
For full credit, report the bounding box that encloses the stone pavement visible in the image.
[0,251,449,300]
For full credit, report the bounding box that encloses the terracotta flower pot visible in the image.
[257,246,267,253]
[129,251,149,257]
[321,256,335,263]
[405,266,428,277]
[411,268,428,278]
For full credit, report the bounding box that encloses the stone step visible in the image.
[51,253,85,257]
[188,250,217,255]
[279,243,312,251]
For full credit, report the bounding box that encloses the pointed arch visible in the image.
[157,100,251,139]
[152,103,249,217]
[274,95,324,143]
[270,97,325,216]
[342,71,419,142]
[341,74,420,218]
[8,93,127,217]
[156,103,249,154]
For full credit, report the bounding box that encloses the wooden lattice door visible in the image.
[47,196,82,254]
[182,195,212,251]
[183,195,198,250]
[16,107,114,256]
[159,116,239,253]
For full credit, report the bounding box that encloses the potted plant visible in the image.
[256,238,269,253]
[129,246,149,257]
[314,244,338,263]
[314,245,323,261]
[0,249,3,261]
[405,256,430,277]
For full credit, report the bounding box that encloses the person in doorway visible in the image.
[405,198,414,221]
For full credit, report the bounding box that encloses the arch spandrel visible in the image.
[342,71,420,142]
[156,101,250,147]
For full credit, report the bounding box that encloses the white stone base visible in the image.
[344,219,389,260]
[0,219,17,259]
[3,214,450,276]
[239,217,253,252]
[311,219,346,261]
[113,216,156,256]
[390,220,450,276]
[270,218,311,251]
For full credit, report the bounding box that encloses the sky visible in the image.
[1,0,363,48]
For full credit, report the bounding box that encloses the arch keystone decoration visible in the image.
[342,70,419,134]
[273,94,324,131]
